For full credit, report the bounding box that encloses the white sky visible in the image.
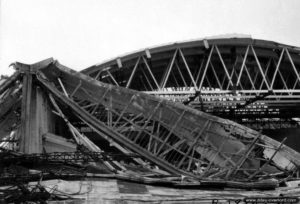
[0,0,300,76]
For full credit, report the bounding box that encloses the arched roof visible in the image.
[80,35,300,124]
[82,35,300,76]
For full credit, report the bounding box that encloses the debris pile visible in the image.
[0,58,300,202]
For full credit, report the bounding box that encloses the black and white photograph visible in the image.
[0,0,300,203]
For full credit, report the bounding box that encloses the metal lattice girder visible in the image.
[0,150,140,164]
[15,58,298,181]
[82,37,300,124]
[0,72,21,95]
[0,73,22,142]
[0,72,22,119]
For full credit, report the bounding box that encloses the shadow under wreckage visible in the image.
[0,58,300,203]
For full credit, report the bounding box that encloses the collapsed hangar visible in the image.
[1,36,300,203]
[83,36,300,151]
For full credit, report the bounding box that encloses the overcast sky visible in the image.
[0,0,300,76]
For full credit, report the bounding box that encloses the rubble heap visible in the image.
[0,58,300,202]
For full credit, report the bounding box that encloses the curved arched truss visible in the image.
[82,37,300,129]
